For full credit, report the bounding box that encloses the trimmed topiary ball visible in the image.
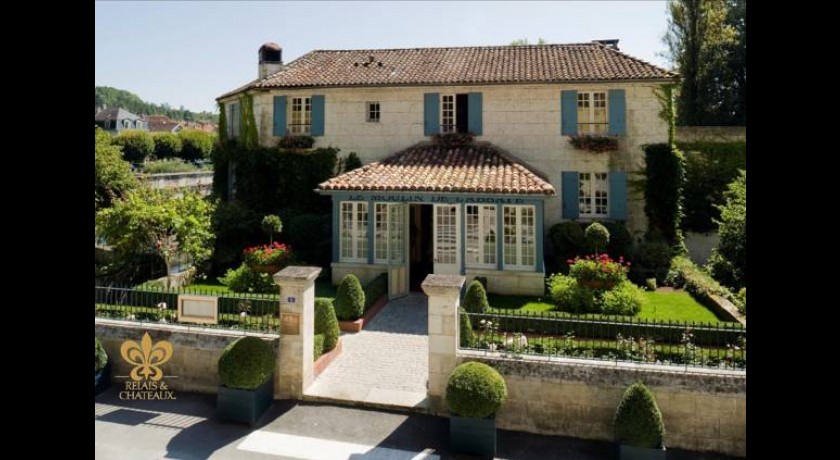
[459,307,476,348]
[218,336,276,390]
[463,280,489,314]
[315,298,340,353]
[335,274,365,321]
[614,382,665,448]
[585,222,610,254]
[95,337,108,373]
[445,362,508,418]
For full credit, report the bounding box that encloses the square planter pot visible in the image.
[450,415,496,456]
[94,361,112,396]
[619,444,667,460]
[217,376,274,425]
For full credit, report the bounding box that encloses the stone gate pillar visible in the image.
[421,274,465,415]
[273,266,321,399]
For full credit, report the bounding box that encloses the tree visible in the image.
[95,128,137,213]
[707,170,745,289]
[112,130,155,163]
[179,129,215,161]
[662,0,743,125]
[96,188,216,287]
[510,37,546,46]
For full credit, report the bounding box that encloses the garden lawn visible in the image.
[487,290,726,324]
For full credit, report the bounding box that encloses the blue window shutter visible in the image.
[273,96,287,136]
[561,90,578,135]
[609,172,628,220]
[311,95,325,136]
[467,92,483,135]
[424,93,439,136]
[608,89,626,135]
[562,171,579,219]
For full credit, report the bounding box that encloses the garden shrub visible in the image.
[315,298,340,353]
[277,134,315,149]
[283,212,332,268]
[667,255,737,307]
[363,273,388,311]
[313,334,325,361]
[614,382,665,449]
[602,282,646,316]
[459,307,476,348]
[218,263,277,293]
[547,273,577,309]
[152,132,182,159]
[643,143,686,248]
[95,129,137,213]
[584,222,610,254]
[463,280,490,314]
[95,337,108,372]
[335,274,365,321]
[602,221,633,259]
[113,130,154,163]
[645,278,657,291]
[261,214,283,243]
[568,254,629,287]
[630,239,672,284]
[707,171,746,290]
[737,288,746,314]
[343,152,362,172]
[445,362,507,419]
[179,129,215,161]
[549,221,587,266]
[679,141,746,233]
[571,285,600,314]
[141,159,200,174]
[210,201,261,272]
[218,336,276,390]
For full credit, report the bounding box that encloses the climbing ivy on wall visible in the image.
[643,143,686,250]
[239,94,258,149]
[218,101,228,144]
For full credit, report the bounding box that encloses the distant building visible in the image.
[147,115,183,133]
[94,107,147,133]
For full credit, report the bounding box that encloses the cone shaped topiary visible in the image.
[459,307,476,348]
[335,274,366,321]
[218,336,276,390]
[614,382,665,449]
[446,362,507,419]
[464,280,490,314]
[315,298,340,353]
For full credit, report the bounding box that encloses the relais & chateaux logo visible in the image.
[118,332,177,400]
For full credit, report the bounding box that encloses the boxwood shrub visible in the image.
[335,274,365,321]
[218,336,276,390]
[313,334,325,361]
[445,362,507,418]
[315,298,340,354]
[614,382,665,448]
[463,280,489,314]
[459,307,476,348]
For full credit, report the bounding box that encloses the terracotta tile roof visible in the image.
[319,142,555,195]
[234,42,675,95]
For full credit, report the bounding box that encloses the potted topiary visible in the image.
[614,382,667,460]
[95,337,111,395]
[217,336,276,425]
[334,274,365,321]
[445,361,508,456]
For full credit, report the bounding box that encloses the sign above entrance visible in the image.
[347,194,530,205]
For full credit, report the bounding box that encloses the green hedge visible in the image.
[667,256,739,312]
[152,132,182,159]
[179,129,215,161]
[113,130,154,163]
[363,273,388,311]
[678,141,746,233]
[315,298,340,354]
[218,336,276,390]
[643,143,685,247]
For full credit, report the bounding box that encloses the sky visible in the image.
[95,1,671,114]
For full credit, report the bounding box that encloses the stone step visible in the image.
[302,386,430,414]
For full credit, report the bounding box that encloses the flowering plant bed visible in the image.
[568,254,630,288]
[567,134,619,152]
[243,242,293,273]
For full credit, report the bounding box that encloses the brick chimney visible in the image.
[259,42,283,79]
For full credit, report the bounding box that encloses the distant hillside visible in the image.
[95,86,217,124]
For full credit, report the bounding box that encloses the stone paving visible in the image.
[305,293,429,409]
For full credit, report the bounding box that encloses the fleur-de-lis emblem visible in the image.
[120,332,173,381]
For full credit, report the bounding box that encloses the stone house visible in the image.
[217,41,677,296]
[94,107,147,133]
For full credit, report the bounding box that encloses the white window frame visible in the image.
[441,94,456,133]
[579,172,609,218]
[502,205,536,270]
[374,203,404,264]
[465,204,497,269]
[366,101,380,123]
[577,91,608,134]
[290,97,312,134]
[340,201,368,263]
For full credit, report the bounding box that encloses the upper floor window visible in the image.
[579,172,608,218]
[227,102,240,138]
[366,102,380,123]
[440,94,470,134]
[577,92,607,134]
[290,97,311,134]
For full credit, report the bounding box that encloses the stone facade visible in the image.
[223,81,667,236]
[330,262,387,287]
[457,352,746,457]
[95,319,279,395]
[465,268,545,296]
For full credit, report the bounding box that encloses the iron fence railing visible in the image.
[95,285,280,334]
[462,310,746,371]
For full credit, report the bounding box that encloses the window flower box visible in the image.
[568,134,619,152]
[277,134,315,150]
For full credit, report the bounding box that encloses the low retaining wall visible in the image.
[95,319,279,395]
[139,171,213,195]
[676,126,746,143]
[457,352,746,457]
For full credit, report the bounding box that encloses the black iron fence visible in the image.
[95,285,280,334]
[462,310,746,371]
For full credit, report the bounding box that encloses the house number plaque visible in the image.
[280,312,300,335]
